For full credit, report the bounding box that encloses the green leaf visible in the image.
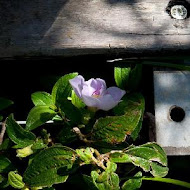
[110,142,168,177]
[52,73,78,106]
[26,105,57,131]
[141,143,167,164]
[109,152,132,163]
[122,172,142,190]
[114,63,142,92]
[8,171,25,189]
[58,124,77,145]
[0,138,13,151]
[92,115,134,144]
[60,100,82,124]
[106,162,117,173]
[31,138,47,150]
[23,146,77,187]
[0,175,9,189]
[113,93,145,116]
[76,147,95,165]
[150,162,169,177]
[92,94,144,144]
[0,115,3,121]
[0,155,15,173]
[128,64,142,92]
[126,143,167,166]
[51,73,81,124]
[114,64,131,89]
[6,114,36,148]
[31,92,53,106]
[130,115,143,141]
[71,90,85,109]
[91,162,120,190]
[114,93,145,141]
[52,115,62,121]
[0,174,3,183]
[83,175,99,190]
[0,97,13,111]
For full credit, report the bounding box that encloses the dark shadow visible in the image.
[106,0,136,4]
[0,0,68,46]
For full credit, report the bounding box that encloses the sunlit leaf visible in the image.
[122,172,142,190]
[8,171,25,189]
[110,142,168,177]
[114,63,142,92]
[52,73,78,106]
[114,93,145,141]
[26,105,57,131]
[31,138,47,150]
[71,90,85,109]
[31,91,53,106]
[6,114,36,148]
[91,162,120,190]
[92,93,144,144]
[23,146,77,187]
[76,147,95,165]
[114,64,131,89]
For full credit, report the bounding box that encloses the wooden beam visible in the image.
[0,0,190,58]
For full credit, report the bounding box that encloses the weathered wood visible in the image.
[0,0,190,57]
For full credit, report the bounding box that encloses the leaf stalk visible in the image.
[142,177,190,189]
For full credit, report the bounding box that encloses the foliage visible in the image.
[0,69,189,190]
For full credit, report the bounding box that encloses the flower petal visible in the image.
[96,78,107,95]
[82,95,99,108]
[107,87,126,101]
[82,78,107,96]
[82,79,96,96]
[97,94,119,111]
[69,75,84,98]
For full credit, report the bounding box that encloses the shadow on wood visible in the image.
[0,0,190,57]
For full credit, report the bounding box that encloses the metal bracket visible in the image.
[154,70,190,155]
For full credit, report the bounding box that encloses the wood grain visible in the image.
[0,0,190,57]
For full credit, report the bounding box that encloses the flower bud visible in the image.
[16,145,33,158]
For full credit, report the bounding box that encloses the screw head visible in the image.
[170,5,188,19]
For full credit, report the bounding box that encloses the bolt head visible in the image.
[170,5,188,19]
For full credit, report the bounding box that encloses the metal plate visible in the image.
[154,70,190,155]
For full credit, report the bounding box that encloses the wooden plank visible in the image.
[0,0,190,57]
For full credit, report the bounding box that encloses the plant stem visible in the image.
[0,120,6,145]
[142,177,190,189]
[72,127,94,143]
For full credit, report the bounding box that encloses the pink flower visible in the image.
[69,75,126,111]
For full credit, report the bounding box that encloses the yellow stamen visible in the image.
[92,94,100,98]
